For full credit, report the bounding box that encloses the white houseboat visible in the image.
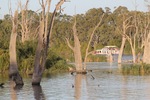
[94,46,119,55]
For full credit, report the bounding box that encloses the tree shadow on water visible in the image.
[32,85,45,100]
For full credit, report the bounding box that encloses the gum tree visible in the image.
[32,0,66,85]
[9,10,24,85]
[65,17,83,73]
[143,0,150,63]
[66,13,104,73]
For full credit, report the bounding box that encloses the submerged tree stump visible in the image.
[69,68,91,75]
[76,70,87,74]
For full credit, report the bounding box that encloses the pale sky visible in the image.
[0,0,149,19]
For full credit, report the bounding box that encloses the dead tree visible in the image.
[9,10,24,85]
[32,0,66,85]
[66,14,104,73]
[83,14,104,69]
[117,15,133,64]
[66,17,83,73]
[118,35,126,64]
[19,0,30,43]
[124,11,141,63]
[142,13,150,63]
[143,32,150,63]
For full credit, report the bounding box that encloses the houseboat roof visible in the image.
[94,45,119,55]
[104,46,118,48]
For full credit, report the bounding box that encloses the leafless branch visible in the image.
[86,13,105,54]
[65,38,74,51]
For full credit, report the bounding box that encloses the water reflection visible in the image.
[121,75,128,100]
[74,74,82,100]
[10,81,17,100]
[32,85,45,100]
[74,74,87,100]
[118,63,122,73]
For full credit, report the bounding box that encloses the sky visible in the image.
[0,0,149,19]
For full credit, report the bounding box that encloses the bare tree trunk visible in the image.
[141,10,150,63]
[127,34,137,63]
[131,45,136,63]
[117,15,132,64]
[129,40,136,63]
[32,0,50,85]
[66,14,104,73]
[9,11,23,85]
[74,39,83,72]
[32,0,65,85]
[143,32,150,64]
[128,10,139,64]
[83,14,104,69]
[66,17,83,73]
[118,36,126,64]
[73,18,83,72]
[19,0,30,43]
[32,18,44,85]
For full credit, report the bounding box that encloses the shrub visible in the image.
[86,55,107,62]
[48,60,71,73]
[0,49,9,72]
[44,49,73,73]
[122,63,150,75]
[19,56,34,73]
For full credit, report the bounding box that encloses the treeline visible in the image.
[0,6,149,72]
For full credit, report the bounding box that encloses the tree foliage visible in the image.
[0,6,149,72]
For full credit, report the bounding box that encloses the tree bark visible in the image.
[130,42,136,63]
[9,11,23,85]
[73,18,83,72]
[140,12,150,63]
[118,36,126,64]
[117,15,133,64]
[32,0,49,85]
[32,0,65,85]
[143,32,150,64]
[19,0,30,43]
[126,33,137,63]
[32,19,44,85]
[65,17,83,73]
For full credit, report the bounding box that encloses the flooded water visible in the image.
[0,62,150,100]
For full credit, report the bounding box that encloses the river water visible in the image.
[0,62,150,100]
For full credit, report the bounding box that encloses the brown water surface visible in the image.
[0,62,150,100]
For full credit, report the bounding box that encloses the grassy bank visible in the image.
[86,55,107,62]
[121,63,150,75]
